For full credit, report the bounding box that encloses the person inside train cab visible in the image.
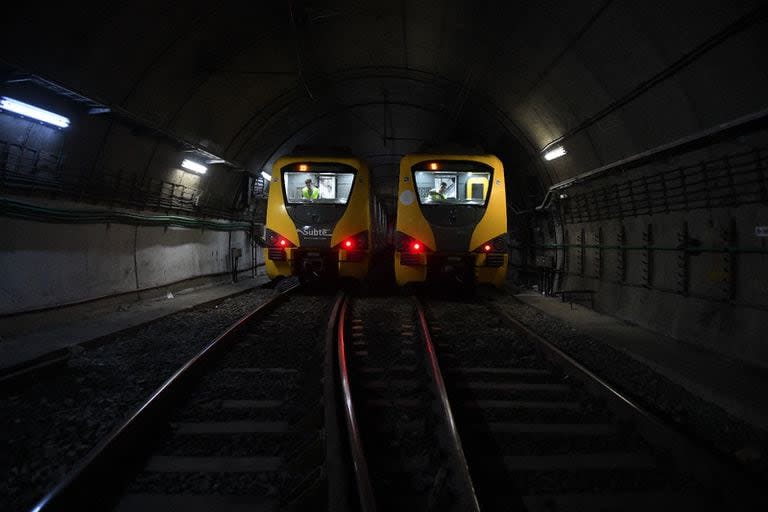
[428,182,448,201]
[302,178,319,200]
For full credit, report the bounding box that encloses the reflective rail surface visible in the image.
[413,297,481,512]
[323,292,352,511]
[337,296,378,512]
[30,282,302,512]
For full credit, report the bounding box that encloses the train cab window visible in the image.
[413,168,491,206]
[283,171,355,204]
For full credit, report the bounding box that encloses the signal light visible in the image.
[412,242,422,252]
[429,162,438,170]
[298,164,308,171]
[344,240,353,249]
[279,239,287,247]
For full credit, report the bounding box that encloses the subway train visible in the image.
[393,153,508,288]
[263,153,386,282]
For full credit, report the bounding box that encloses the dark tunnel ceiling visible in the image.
[1,1,766,207]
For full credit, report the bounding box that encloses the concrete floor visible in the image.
[0,273,270,374]
[514,292,768,431]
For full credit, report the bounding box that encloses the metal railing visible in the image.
[562,147,768,224]
[0,138,249,221]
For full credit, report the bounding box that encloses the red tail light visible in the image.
[396,231,431,253]
[335,231,368,251]
[474,233,509,253]
[265,228,296,248]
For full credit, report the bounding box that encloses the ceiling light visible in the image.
[261,171,272,182]
[0,96,70,128]
[206,159,226,164]
[181,159,207,174]
[543,146,566,161]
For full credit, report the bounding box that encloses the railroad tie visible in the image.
[172,420,290,434]
[472,423,617,435]
[521,491,704,512]
[500,452,657,471]
[146,456,282,473]
[115,493,279,512]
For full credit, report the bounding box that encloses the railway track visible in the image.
[421,296,765,511]
[339,294,765,511]
[30,285,350,512]
[337,296,477,512]
[30,288,765,511]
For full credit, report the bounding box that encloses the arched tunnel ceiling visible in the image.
[1,0,766,209]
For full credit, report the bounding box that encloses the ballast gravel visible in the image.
[489,291,768,481]
[0,285,279,512]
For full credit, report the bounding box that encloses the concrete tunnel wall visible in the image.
[534,129,768,369]
[0,211,259,315]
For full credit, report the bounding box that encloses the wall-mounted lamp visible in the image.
[260,171,272,182]
[181,158,207,174]
[543,145,566,161]
[0,96,70,128]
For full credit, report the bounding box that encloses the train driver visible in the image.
[302,178,320,200]
[428,182,448,201]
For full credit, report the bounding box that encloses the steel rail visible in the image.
[336,296,377,512]
[485,298,767,508]
[413,297,481,512]
[322,292,353,512]
[29,282,301,512]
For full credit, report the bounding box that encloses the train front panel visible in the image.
[394,153,508,288]
[264,156,372,281]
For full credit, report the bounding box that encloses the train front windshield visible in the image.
[413,163,492,206]
[283,167,355,205]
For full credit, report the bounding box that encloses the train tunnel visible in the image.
[1,1,767,510]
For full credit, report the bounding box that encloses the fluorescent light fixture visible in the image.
[181,158,207,174]
[543,145,566,161]
[206,159,226,164]
[0,96,70,128]
[260,171,272,182]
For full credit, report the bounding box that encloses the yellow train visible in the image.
[263,153,380,282]
[394,153,508,288]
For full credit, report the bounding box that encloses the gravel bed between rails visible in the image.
[0,286,279,512]
[489,293,768,481]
